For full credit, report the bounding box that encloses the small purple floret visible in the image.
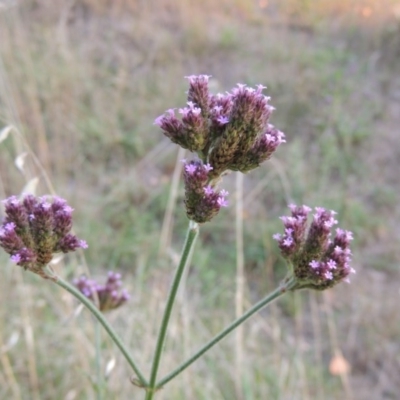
[185,164,197,175]
[10,254,21,263]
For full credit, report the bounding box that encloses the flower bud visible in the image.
[186,75,211,117]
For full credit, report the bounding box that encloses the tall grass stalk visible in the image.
[235,172,245,399]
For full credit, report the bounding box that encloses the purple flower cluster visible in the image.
[155,76,285,177]
[0,195,87,276]
[182,159,228,223]
[210,84,285,175]
[155,75,285,223]
[273,205,355,290]
[73,271,130,312]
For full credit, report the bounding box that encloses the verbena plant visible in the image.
[0,75,355,399]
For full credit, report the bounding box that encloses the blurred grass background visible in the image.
[0,0,399,399]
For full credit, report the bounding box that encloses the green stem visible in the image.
[156,277,297,389]
[145,221,199,400]
[50,272,148,388]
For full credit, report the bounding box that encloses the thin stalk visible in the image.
[49,271,148,387]
[158,147,185,256]
[95,319,103,400]
[145,221,199,400]
[0,329,22,399]
[17,271,40,400]
[235,172,244,399]
[156,277,297,389]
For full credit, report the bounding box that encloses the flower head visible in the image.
[209,83,283,177]
[0,195,87,277]
[155,75,285,179]
[182,160,229,223]
[155,75,285,224]
[74,271,130,312]
[274,205,354,291]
